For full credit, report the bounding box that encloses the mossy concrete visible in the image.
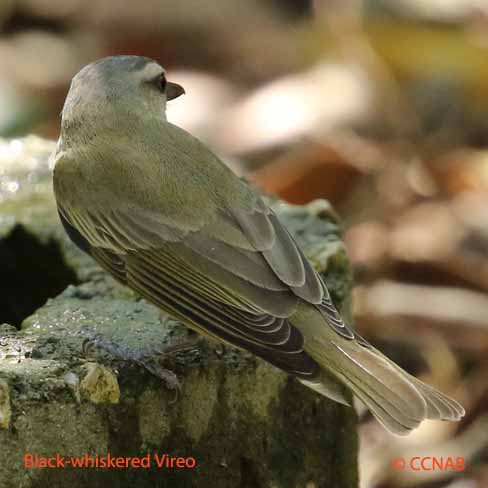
[0,137,358,488]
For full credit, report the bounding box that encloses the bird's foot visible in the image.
[82,332,202,394]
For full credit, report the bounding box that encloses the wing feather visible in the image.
[55,188,331,378]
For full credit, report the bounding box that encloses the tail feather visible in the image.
[300,369,351,406]
[407,376,464,421]
[301,323,464,434]
[366,342,465,421]
[318,340,428,434]
[331,368,421,435]
[301,359,424,434]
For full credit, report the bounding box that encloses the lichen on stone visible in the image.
[0,379,11,429]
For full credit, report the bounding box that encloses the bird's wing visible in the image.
[56,186,348,377]
[53,120,357,378]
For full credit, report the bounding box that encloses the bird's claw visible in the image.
[81,333,184,394]
[133,356,181,399]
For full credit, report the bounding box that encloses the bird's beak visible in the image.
[167,81,185,101]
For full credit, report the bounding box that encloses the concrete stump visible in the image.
[0,137,358,488]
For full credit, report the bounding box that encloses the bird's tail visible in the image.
[296,310,464,435]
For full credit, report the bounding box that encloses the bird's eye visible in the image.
[157,73,167,92]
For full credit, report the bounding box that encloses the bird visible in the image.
[53,55,464,435]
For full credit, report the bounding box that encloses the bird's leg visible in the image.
[82,331,202,392]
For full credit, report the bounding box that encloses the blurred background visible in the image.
[1,0,488,486]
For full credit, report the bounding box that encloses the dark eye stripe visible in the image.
[158,73,167,91]
[147,72,166,92]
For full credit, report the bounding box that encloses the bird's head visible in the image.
[61,56,185,135]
